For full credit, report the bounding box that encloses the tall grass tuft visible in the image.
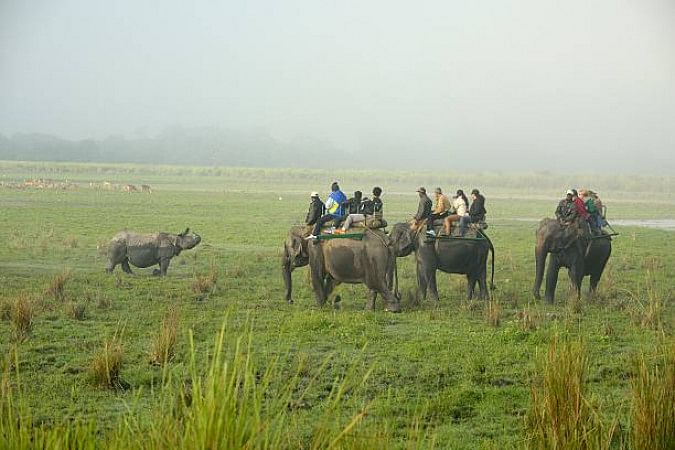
[192,261,218,295]
[486,299,501,327]
[45,269,71,301]
[11,294,33,342]
[149,307,181,366]
[90,332,124,388]
[630,346,675,450]
[65,301,87,320]
[525,336,617,449]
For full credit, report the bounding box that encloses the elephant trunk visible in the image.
[282,248,293,303]
[533,243,547,300]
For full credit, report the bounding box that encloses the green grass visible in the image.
[0,162,673,448]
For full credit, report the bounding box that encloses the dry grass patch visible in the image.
[149,307,181,366]
[90,334,124,388]
[192,262,218,295]
[516,306,541,331]
[0,298,11,321]
[11,294,34,342]
[65,301,87,320]
[62,235,78,248]
[630,347,675,450]
[485,299,501,327]
[45,270,71,301]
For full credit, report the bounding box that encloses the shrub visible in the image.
[630,347,675,450]
[149,308,180,366]
[192,262,218,295]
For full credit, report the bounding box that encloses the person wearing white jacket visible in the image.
[443,190,469,235]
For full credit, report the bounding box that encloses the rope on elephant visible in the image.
[365,228,390,248]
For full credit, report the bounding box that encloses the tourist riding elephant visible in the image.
[106,228,201,276]
[533,218,612,303]
[307,229,401,312]
[282,225,311,303]
[388,223,495,301]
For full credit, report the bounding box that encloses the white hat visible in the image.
[566,189,574,195]
[310,191,319,197]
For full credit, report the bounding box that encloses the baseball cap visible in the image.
[310,191,319,197]
[566,189,574,195]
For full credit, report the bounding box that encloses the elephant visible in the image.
[106,228,201,276]
[307,229,401,312]
[388,223,495,301]
[533,218,612,303]
[281,225,311,303]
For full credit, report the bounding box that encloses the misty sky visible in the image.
[1,0,674,171]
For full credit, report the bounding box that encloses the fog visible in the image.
[1,0,674,172]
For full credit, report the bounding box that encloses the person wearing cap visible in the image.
[305,191,325,227]
[425,187,451,234]
[307,182,347,239]
[555,190,578,223]
[443,189,469,236]
[413,187,433,233]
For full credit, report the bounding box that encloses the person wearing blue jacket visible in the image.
[307,182,347,239]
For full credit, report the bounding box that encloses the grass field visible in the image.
[0,161,673,449]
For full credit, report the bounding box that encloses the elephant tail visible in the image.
[482,231,496,290]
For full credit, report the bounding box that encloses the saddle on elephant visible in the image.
[314,218,388,240]
[411,218,486,239]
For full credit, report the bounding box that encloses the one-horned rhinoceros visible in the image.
[106,228,201,276]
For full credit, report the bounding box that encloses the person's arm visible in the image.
[415,199,425,220]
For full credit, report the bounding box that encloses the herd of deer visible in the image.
[89,182,153,193]
[0,179,152,193]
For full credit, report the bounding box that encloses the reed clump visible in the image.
[45,270,71,301]
[11,294,33,342]
[525,337,617,449]
[630,346,675,450]
[90,334,124,388]
[149,307,180,366]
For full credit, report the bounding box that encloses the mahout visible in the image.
[388,222,495,302]
[533,218,611,303]
[106,228,201,276]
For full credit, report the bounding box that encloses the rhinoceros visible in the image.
[106,228,201,276]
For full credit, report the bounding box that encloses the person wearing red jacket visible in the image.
[571,189,589,220]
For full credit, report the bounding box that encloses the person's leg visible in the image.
[459,215,471,236]
[312,215,333,236]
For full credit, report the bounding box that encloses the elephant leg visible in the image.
[478,273,489,300]
[544,257,559,304]
[310,269,328,306]
[106,260,117,274]
[466,275,475,300]
[417,267,428,301]
[121,259,133,275]
[427,270,439,303]
[367,290,376,311]
[568,266,582,300]
[282,260,294,304]
[588,272,601,297]
[380,287,401,313]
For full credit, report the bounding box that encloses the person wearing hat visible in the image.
[555,189,578,224]
[413,187,433,234]
[305,191,325,227]
[426,187,451,235]
[579,189,601,231]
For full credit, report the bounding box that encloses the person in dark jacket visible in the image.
[338,186,384,232]
[460,188,487,236]
[555,190,578,224]
[334,191,362,227]
[468,189,487,223]
[305,192,325,226]
[411,187,433,235]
